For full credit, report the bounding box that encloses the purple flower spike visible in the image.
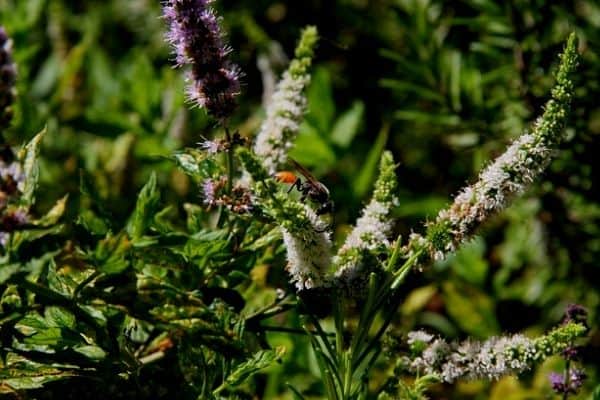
[548,369,587,395]
[549,372,566,394]
[163,0,241,119]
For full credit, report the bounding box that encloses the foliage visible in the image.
[0,1,598,399]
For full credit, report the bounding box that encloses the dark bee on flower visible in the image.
[275,158,333,215]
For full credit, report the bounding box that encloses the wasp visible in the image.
[275,159,334,215]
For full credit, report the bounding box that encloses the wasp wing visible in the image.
[288,158,319,184]
[288,158,330,196]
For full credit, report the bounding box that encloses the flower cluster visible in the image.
[333,151,399,285]
[237,147,332,290]
[163,0,241,119]
[547,304,589,397]
[201,176,253,214]
[253,26,318,174]
[549,369,586,395]
[406,321,587,383]
[0,26,17,130]
[420,34,579,260]
[1,147,28,247]
[0,27,26,248]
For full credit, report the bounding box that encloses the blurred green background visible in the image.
[1,0,598,398]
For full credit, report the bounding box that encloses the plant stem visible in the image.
[224,126,234,194]
[563,359,571,400]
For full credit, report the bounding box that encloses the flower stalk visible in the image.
[410,33,579,262]
[163,0,241,120]
[253,26,318,174]
[406,322,588,383]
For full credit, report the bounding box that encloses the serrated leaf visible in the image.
[1,372,77,390]
[73,345,106,360]
[218,347,285,393]
[77,209,110,235]
[18,128,46,206]
[0,264,20,285]
[10,225,65,250]
[45,306,76,330]
[173,151,202,177]
[127,173,160,241]
[90,234,131,275]
[172,149,220,180]
[330,101,364,148]
[34,195,68,227]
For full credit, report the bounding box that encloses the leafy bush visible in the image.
[0,1,597,399]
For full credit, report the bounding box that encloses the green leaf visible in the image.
[77,209,110,236]
[217,347,285,394]
[34,195,68,227]
[330,101,364,148]
[18,128,46,206]
[73,345,106,360]
[401,285,437,316]
[306,67,335,134]
[0,354,77,390]
[90,234,131,275]
[591,383,600,400]
[289,122,336,173]
[393,110,460,126]
[45,306,76,330]
[448,50,462,111]
[443,282,499,338]
[0,264,20,285]
[172,150,203,177]
[353,124,389,199]
[379,79,446,103]
[127,173,160,241]
[172,149,220,181]
[449,237,488,286]
[1,372,76,390]
[10,225,65,251]
[123,50,159,118]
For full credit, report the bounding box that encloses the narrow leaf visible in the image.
[127,173,160,241]
[18,128,46,206]
[330,101,365,148]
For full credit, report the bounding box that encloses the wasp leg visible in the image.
[287,178,302,194]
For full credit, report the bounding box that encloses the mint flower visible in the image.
[0,26,17,130]
[253,26,318,174]
[420,33,579,260]
[237,148,332,290]
[549,369,586,395]
[408,322,587,383]
[282,205,333,290]
[333,151,399,284]
[163,0,241,119]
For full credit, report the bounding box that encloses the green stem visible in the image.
[563,359,571,400]
[224,126,234,194]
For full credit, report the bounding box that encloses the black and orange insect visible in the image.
[275,158,334,215]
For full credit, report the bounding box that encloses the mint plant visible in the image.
[0,2,593,399]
